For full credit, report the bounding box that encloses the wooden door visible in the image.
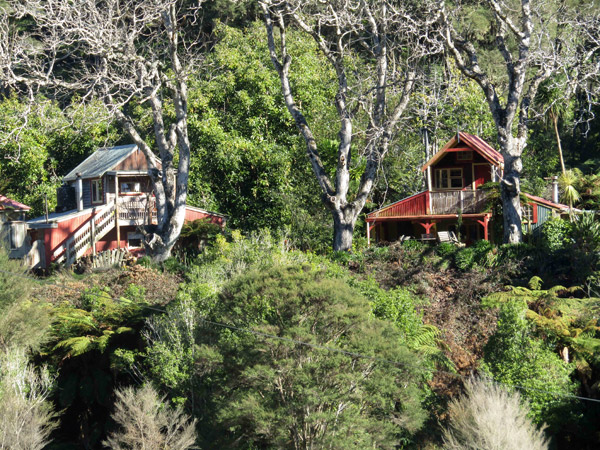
[474,164,491,188]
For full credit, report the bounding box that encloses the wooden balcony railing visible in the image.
[117,196,157,224]
[430,190,490,214]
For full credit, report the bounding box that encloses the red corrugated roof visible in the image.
[422,132,504,171]
[524,193,569,211]
[0,194,30,211]
[460,133,503,166]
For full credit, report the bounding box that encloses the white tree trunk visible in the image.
[332,206,358,252]
[498,135,524,244]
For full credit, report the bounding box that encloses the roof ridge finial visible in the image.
[457,124,460,144]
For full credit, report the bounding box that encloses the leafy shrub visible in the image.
[570,212,600,253]
[436,242,457,258]
[161,256,186,274]
[402,239,426,253]
[356,278,450,368]
[455,247,476,271]
[208,265,428,448]
[45,286,151,447]
[472,239,492,258]
[541,218,572,251]
[481,302,577,427]
[443,377,549,450]
[0,247,50,351]
[136,256,154,269]
[329,249,353,265]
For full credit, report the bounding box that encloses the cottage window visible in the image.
[127,232,143,248]
[91,179,103,204]
[435,168,463,189]
[456,151,473,161]
[120,182,141,193]
[522,203,537,223]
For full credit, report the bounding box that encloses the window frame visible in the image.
[91,178,104,204]
[435,168,463,190]
[127,231,144,249]
[456,150,473,161]
[522,203,538,224]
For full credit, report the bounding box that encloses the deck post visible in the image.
[114,176,120,249]
[416,221,436,234]
[366,221,371,247]
[476,215,490,241]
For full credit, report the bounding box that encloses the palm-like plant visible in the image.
[559,169,582,221]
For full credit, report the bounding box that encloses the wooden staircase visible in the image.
[54,203,116,266]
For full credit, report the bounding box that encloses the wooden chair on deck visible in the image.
[437,231,465,247]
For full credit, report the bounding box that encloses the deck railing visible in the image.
[117,196,157,224]
[430,190,490,214]
[54,202,116,266]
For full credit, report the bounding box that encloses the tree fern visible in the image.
[484,276,600,380]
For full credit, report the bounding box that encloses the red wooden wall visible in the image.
[369,191,428,219]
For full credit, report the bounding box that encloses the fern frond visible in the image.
[54,336,94,357]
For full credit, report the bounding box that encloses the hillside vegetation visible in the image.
[1,219,600,448]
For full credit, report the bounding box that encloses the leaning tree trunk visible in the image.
[552,113,566,175]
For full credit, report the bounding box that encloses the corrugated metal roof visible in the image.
[422,132,504,171]
[0,194,30,211]
[63,144,138,181]
[27,207,94,227]
[524,193,571,211]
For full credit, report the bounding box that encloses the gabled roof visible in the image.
[0,194,30,211]
[422,132,504,172]
[63,144,160,182]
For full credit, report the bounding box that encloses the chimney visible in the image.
[552,176,559,204]
[76,173,83,211]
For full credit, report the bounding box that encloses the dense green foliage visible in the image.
[481,301,576,426]
[202,265,427,448]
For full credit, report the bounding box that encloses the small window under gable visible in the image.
[456,150,473,161]
[91,179,103,204]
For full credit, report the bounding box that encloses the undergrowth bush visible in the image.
[481,301,577,428]
[455,247,476,271]
[436,242,457,258]
[0,348,58,450]
[103,384,197,450]
[540,218,572,251]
